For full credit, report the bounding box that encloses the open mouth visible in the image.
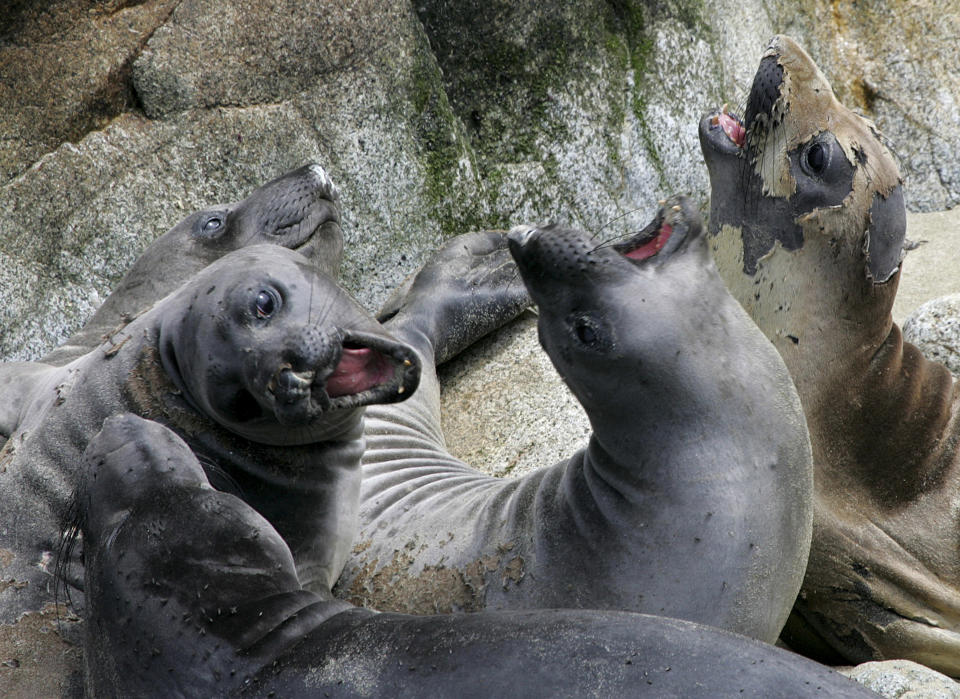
[703,103,746,154]
[615,215,673,261]
[714,104,745,148]
[325,343,398,398]
[261,332,419,425]
[612,196,697,263]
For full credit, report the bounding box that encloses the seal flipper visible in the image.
[0,361,55,441]
[77,415,873,698]
[76,413,352,696]
[377,231,531,365]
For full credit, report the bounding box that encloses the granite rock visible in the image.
[839,660,960,698]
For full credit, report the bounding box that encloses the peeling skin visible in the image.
[702,35,960,675]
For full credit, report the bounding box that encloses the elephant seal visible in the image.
[337,198,813,644]
[74,412,874,697]
[40,162,343,367]
[700,35,960,674]
[0,245,420,627]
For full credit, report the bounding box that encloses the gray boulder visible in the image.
[3,0,960,696]
[902,295,960,376]
[4,1,960,363]
[839,660,960,698]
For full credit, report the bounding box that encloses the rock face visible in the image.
[838,660,960,698]
[3,0,960,362]
[3,0,960,695]
[903,295,960,376]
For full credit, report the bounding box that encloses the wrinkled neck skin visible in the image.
[137,325,366,593]
[710,214,957,505]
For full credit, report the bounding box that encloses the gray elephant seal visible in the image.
[700,35,960,674]
[0,245,419,629]
[337,198,813,644]
[41,162,343,367]
[74,412,873,697]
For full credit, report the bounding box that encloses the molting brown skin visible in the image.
[0,245,419,631]
[700,35,960,675]
[338,200,813,644]
[76,413,875,698]
[40,163,344,367]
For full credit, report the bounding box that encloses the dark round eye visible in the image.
[202,215,223,233]
[575,320,597,345]
[805,142,826,174]
[254,290,279,319]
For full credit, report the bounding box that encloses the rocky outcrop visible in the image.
[839,660,960,698]
[3,0,959,361]
[2,1,960,695]
[903,295,960,376]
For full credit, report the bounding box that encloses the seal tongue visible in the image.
[624,223,672,260]
[325,346,394,398]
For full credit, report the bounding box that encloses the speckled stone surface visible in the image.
[902,294,960,376]
[839,660,960,698]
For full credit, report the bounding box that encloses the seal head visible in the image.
[42,163,344,366]
[699,34,907,402]
[156,245,420,446]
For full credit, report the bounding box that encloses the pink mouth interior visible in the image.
[624,222,672,261]
[326,347,394,398]
[719,111,745,147]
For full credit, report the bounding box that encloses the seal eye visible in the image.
[202,215,223,233]
[804,142,827,175]
[576,322,597,345]
[254,289,280,319]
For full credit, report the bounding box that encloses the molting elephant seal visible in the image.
[337,198,813,644]
[700,35,960,675]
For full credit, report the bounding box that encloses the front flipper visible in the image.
[0,361,54,442]
[378,231,531,364]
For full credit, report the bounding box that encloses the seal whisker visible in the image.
[54,493,85,628]
[589,230,640,253]
[590,206,647,240]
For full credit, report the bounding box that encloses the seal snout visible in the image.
[507,223,540,249]
[743,54,784,134]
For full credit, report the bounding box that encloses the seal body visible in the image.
[41,162,343,366]
[0,245,419,626]
[700,35,960,674]
[338,200,813,644]
[77,413,872,698]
